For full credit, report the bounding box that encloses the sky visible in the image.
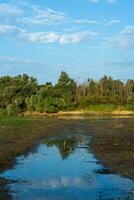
[0,0,134,83]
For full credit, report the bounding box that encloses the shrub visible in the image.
[6,104,21,116]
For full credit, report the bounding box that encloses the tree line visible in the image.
[0,71,134,115]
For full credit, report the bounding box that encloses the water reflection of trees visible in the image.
[44,137,78,159]
[0,178,12,200]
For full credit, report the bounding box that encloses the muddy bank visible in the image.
[90,117,134,179]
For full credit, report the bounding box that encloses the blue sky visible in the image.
[0,0,134,83]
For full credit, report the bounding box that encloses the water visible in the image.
[0,128,134,200]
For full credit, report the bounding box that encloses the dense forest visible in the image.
[0,71,134,115]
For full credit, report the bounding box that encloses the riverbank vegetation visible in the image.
[0,71,134,115]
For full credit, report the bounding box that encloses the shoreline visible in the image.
[23,110,134,117]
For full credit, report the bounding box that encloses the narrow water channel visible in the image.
[0,128,134,200]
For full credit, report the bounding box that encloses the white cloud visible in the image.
[122,25,134,34]
[19,32,59,43]
[0,24,16,34]
[0,24,25,38]
[21,7,66,25]
[24,176,91,189]
[0,2,67,26]
[0,2,98,45]
[105,19,120,26]
[74,19,97,24]
[105,25,134,49]
[19,31,98,44]
[0,3,22,19]
[59,31,97,44]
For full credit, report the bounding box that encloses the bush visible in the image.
[126,104,134,111]
[43,97,59,113]
[0,108,6,116]
[6,104,21,116]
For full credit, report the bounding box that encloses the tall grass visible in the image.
[78,104,128,112]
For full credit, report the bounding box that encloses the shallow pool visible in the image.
[1,128,134,200]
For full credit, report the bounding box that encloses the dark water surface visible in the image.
[0,126,134,200]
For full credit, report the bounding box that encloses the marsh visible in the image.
[0,116,134,200]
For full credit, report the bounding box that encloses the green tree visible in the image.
[55,71,76,109]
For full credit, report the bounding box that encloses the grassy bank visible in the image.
[24,104,134,117]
